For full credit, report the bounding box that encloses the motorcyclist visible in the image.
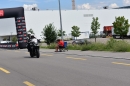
[29,34,40,58]
[27,33,39,52]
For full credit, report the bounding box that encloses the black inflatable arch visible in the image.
[0,7,27,49]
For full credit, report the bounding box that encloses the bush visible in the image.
[111,40,130,52]
[67,44,82,50]
[46,43,56,49]
[81,42,106,51]
[40,38,130,52]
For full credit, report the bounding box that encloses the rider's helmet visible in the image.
[31,34,35,39]
[27,32,31,37]
[28,32,31,35]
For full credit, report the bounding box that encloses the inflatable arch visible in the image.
[0,7,27,49]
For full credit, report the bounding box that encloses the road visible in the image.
[0,49,130,86]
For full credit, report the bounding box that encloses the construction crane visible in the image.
[72,0,76,10]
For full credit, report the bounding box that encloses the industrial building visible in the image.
[1,8,130,42]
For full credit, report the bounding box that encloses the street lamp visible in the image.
[58,0,63,40]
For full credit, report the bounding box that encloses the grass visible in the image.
[40,38,130,52]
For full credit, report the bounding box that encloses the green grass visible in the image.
[40,38,130,52]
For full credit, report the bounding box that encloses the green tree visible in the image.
[41,23,57,45]
[112,16,130,39]
[28,28,35,34]
[57,29,66,37]
[91,17,100,42]
[71,26,81,40]
[11,36,18,43]
[3,38,7,41]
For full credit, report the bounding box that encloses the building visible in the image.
[114,6,130,9]
[1,8,130,41]
[0,34,16,42]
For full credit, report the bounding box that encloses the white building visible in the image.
[0,9,130,41]
[0,34,17,42]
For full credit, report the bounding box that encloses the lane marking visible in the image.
[73,58,87,60]
[66,57,75,59]
[112,62,130,66]
[0,67,10,73]
[66,57,87,60]
[23,81,35,86]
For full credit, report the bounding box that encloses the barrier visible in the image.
[0,43,19,49]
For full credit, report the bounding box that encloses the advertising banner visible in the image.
[0,7,27,49]
[15,17,27,48]
[0,43,18,49]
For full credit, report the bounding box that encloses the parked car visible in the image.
[72,39,85,45]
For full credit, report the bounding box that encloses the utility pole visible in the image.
[10,32,13,41]
[58,0,63,40]
[72,0,76,10]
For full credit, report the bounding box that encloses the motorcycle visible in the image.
[29,38,40,58]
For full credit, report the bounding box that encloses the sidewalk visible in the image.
[40,49,130,60]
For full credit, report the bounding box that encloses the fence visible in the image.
[0,42,19,49]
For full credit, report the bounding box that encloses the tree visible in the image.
[112,16,130,39]
[57,29,66,37]
[71,26,81,40]
[11,36,18,43]
[28,28,35,34]
[41,23,57,45]
[3,38,7,41]
[91,17,100,42]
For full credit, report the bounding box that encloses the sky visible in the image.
[0,0,130,10]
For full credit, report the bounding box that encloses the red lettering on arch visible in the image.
[0,10,4,16]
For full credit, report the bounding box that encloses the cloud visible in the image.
[77,3,96,10]
[77,2,119,10]
[23,4,38,10]
[109,3,119,8]
[9,0,37,3]
[123,0,130,5]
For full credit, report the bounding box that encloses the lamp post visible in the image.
[10,32,13,41]
[58,0,63,40]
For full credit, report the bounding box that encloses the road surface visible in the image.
[0,49,130,86]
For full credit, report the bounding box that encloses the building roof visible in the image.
[114,6,130,9]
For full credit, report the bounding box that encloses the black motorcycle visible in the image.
[29,39,40,58]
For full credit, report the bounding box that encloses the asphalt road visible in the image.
[0,49,130,86]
